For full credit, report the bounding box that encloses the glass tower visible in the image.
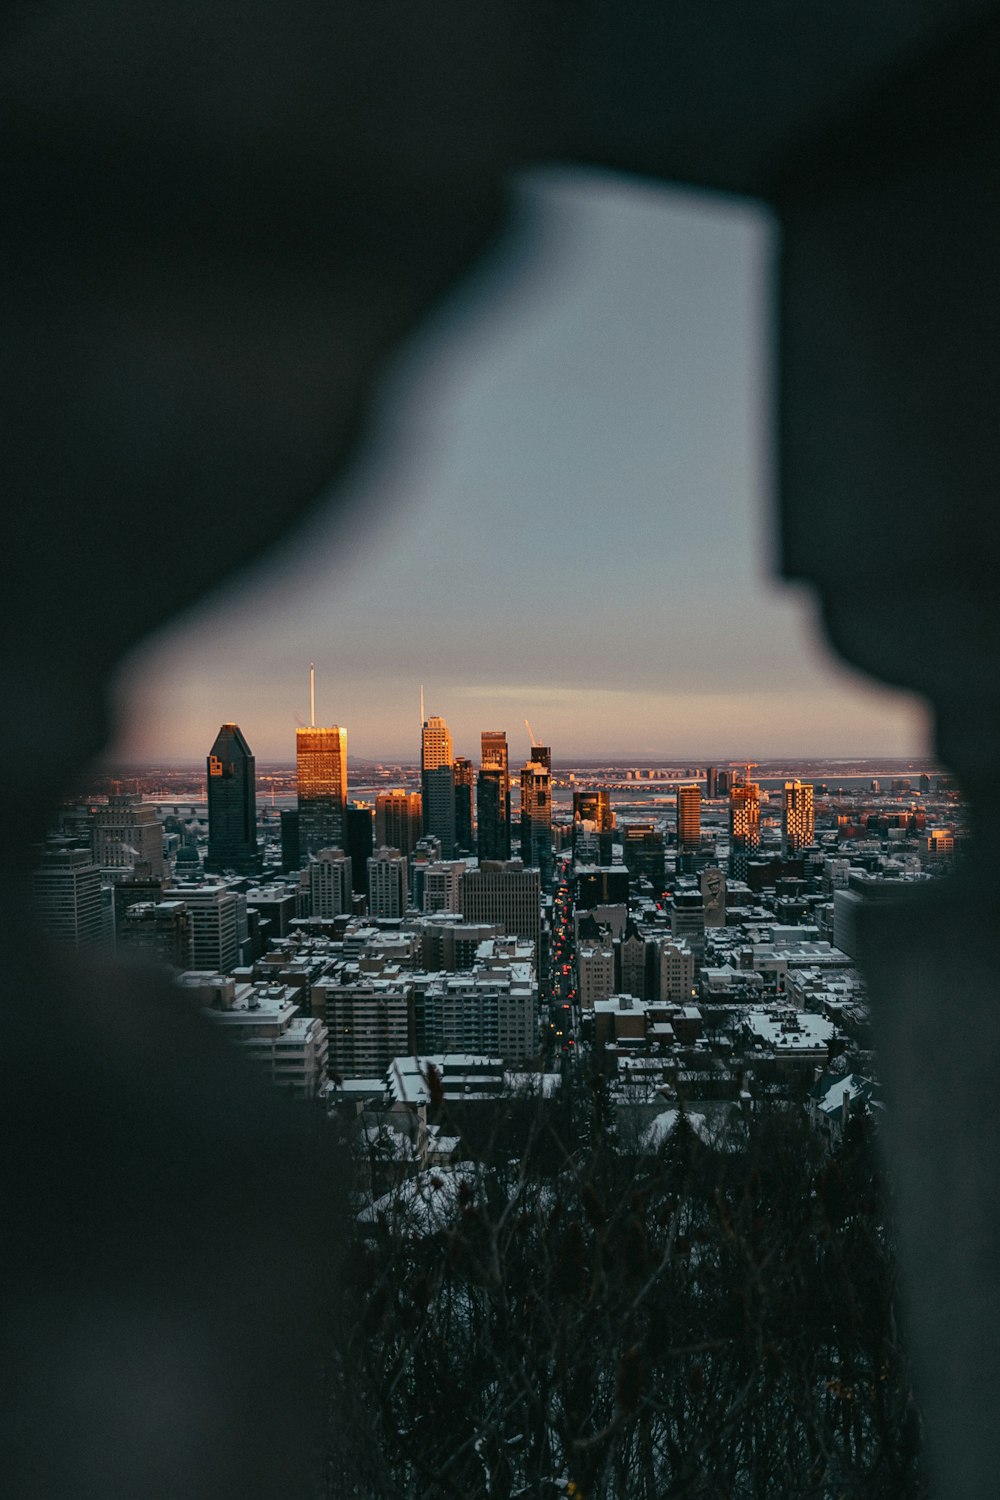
[206,723,261,874]
[296,725,348,857]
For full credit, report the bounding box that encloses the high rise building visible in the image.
[705,766,719,799]
[782,780,815,856]
[619,822,665,889]
[117,899,191,970]
[677,783,702,855]
[367,847,409,919]
[572,789,614,835]
[345,804,374,896]
[296,725,348,857]
[520,752,553,888]
[32,845,106,949]
[729,774,761,877]
[421,714,455,857]
[423,860,465,914]
[460,860,542,951]
[375,789,422,857]
[168,879,248,973]
[205,724,261,875]
[93,793,166,877]
[309,848,353,919]
[453,757,474,853]
[477,730,511,862]
[280,809,300,873]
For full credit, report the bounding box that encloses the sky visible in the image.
[107,167,928,767]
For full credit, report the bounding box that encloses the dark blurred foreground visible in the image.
[329,1077,925,1499]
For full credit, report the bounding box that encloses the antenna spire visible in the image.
[310,662,315,727]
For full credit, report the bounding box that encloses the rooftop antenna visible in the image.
[310,662,315,728]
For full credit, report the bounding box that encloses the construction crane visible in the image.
[524,718,539,748]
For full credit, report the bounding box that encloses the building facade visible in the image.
[205,724,260,875]
[421,715,455,857]
[782,780,816,856]
[477,730,511,862]
[296,724,348,857]
[368,847,409,919]
[93,793,166,877]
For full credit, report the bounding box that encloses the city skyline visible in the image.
[106,169,929,767]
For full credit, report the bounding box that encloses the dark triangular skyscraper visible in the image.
[205,723,262,875]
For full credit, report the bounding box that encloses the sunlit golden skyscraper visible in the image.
[296,725,348,857]
[421,713,455,856]
[677,783,702,855]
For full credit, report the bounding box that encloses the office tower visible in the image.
[520,753,553,888]
[367,846,409,918]
[167,879,248,972]
[572,788,615,862]
[669,890,706,965]
[117,898,191,970]
[677,783,702,854]
[296,724,348,857]
[729,774,761,878]
[460,860,541,951]
[477,730,511,862]
[32,845,105,949]
[375,788,422,857]
[345,804,374,895]
[423,860,465,914]
[705,765,719,799]
[717,769,731,798]
[572,788,614,835]
[112,871,167,934]
[453,757,474,852]
[309,847,353,918]
[93,793,166,877]
[205,724,261,875]
[280,809,300,873]
[782,780,815,856]
[421,714,456,856]
[620,822,665,888]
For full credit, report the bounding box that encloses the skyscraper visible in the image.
[729,774,761,877]
[345,804,374,896]
[297,725,348,857]
[677,783,702,855]
[572,787,615,864]
[32,845,106,950]
[421,714,455,857]
[782,780,815,856]
[205,724,261,875]
[477,730,511,862]
[367,846,409,918]
[93,793,166,877]
[309,847,353,918]
[453,756,474,853]
[520,750,553,888]
[376,789,422,856]
[705,765,719,799]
